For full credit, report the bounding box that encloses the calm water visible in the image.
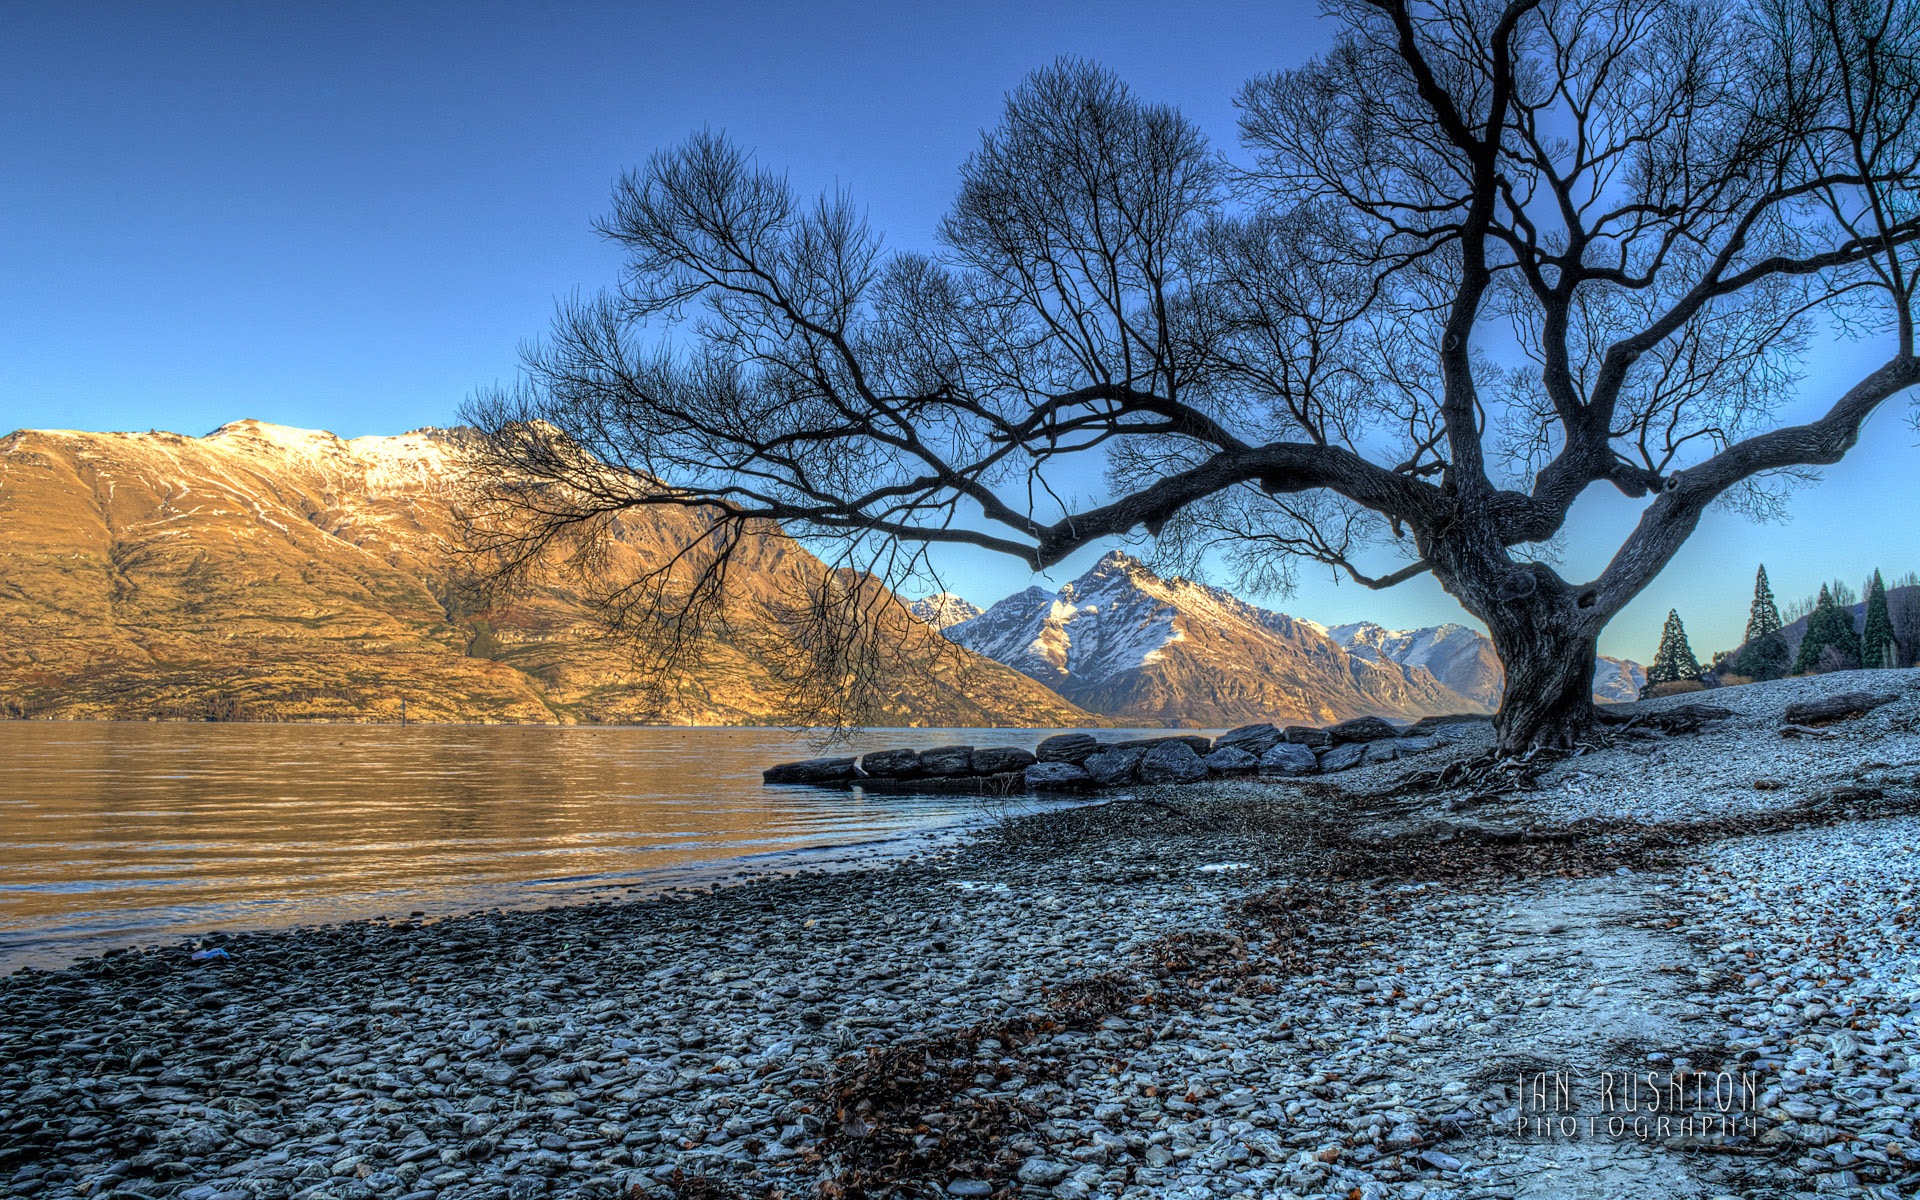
[0,722,1139,973]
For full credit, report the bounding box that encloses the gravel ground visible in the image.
[5,669,1920,1200]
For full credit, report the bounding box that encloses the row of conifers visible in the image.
[762,714,1482,790]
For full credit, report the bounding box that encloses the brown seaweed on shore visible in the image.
[808,1015,1063,1199]
[657,1168,768,1199]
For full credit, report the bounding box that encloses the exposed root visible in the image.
[1324,785,1920,888]
[1377,704,1739,807]
[1383,745,1574,803]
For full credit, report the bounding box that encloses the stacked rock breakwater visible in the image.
[761,715,1486,792]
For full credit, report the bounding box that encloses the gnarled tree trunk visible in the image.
[1483,611,1600,755]
[1430,536,1602,757]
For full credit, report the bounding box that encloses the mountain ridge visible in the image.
[1326,619,1646,706]
[933,554,1646,724]
[937,551,1489,727]
[907,593,984,631]
[0,420,1095,726]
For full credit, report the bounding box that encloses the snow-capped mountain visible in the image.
[939,551,1488,727]
[1330,621,1644,707]
[939,552,1649,724]
[1592,657,1648,703]
[1328,621,1504,710]
[908,592,984,631]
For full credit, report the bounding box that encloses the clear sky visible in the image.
[4,1,1915,663]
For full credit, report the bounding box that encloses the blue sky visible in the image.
[3,1,1915,662]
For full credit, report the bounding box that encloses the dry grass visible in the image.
[1641,680,1708,698]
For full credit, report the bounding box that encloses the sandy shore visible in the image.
[5,670,1920,1200]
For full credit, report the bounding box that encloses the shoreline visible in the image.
[0,793,1086,978]
[4,671,1918,1199]
[0,723,1156,978]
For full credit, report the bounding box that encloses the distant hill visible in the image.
[0,420,1095,726]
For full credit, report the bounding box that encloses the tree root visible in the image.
[1380,744,1575,802]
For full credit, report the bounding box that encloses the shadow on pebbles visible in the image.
[6,670,1920,1200]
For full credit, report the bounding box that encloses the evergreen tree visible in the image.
[1863,569,1899,669]
[1891,571,1920,667]
[1734,564,1791,680]
[1646,609,1703,689]
[1744,565,1782,642]
[1793,584,1864,674]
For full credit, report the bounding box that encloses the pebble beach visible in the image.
[6,669,1920,1200]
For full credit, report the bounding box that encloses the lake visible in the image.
[0,722,1144,973]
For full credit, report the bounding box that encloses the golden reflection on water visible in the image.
[0,722,1131,970]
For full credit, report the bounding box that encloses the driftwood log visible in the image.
[1781,692,1901,727]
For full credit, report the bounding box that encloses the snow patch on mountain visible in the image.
[907,592,984,631]
[940,568,1188,688]
[1329,621,1504,710]
[1593,656,1648,704]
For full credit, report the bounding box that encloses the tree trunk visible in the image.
[1485,612,1599,756]
[1427,531,1600,757]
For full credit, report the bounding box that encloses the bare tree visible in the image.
[464,0,1920,755]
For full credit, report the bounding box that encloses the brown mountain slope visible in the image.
[0,420,1093,726]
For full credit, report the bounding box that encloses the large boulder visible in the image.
[1326,716,1400,744]
[1214,723,1284,756]
[1084,746,1146,786]
[1363,740,1402,765]
[1203,746,1259,775]
[1108,734,1212,755]
[1362,733,1441,765]
[1257,743,1319,776]
[1317,743,1367,772]
[1283,725,1331,747]
[1139,740,1208,784]
[859,748,923,778]
[918,745,977,777]
[1035,733,1101,764]
[1025,761,1094,789]
[971,746,1038,775]
[763,756,859,785]
[1405,713,1491,738]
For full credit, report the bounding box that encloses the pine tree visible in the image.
[1744,565,1781,642]
[1735,564,1791,680]
[1646,609,1703,689]
[1863,569,1899,669]
[1793,584,1864,674]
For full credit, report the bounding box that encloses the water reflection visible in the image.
[0,723,1142,971]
